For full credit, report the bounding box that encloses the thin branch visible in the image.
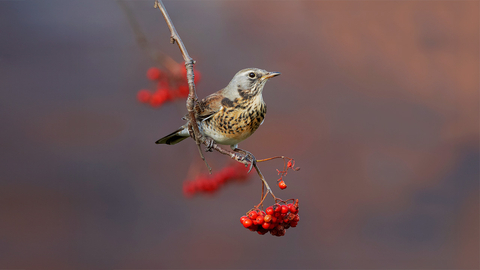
[154,0,211,172]
[253,163,275,200]
[257,156,291,163]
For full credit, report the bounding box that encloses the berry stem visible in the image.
[256,156,292,163]
[253,163,276,201]
[260,179,264,207]
[255,186,268,210]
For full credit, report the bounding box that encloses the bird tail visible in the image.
[155,127,189,145]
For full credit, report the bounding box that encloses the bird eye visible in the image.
[248,72,256,78]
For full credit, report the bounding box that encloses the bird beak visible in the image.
[262,71,281,80]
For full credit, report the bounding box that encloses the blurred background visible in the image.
[0,0,478,269]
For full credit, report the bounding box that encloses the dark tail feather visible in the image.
[155,128,189,145]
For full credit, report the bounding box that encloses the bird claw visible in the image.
[233,149,256,173]
[246,160,254,174]
[204,137,215,152]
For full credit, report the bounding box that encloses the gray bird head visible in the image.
[223,68,280,100]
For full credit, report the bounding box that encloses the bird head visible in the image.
[224,68,280,100]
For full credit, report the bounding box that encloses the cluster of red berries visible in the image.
[240,200,299,237]
[183,163,250,197]
[137,66,201,107]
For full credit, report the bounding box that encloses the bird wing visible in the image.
[194,92,224,121]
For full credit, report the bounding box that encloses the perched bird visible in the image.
[155,68,280,153]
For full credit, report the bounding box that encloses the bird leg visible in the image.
[204,136,215,152]
[233,147,256,173]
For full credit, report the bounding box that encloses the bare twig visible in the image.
[257,156,292,163]
[253,163,275,200]
[154,0,211,172]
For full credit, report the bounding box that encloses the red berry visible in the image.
[240,216,248,224]
[205,180,218,192]
[150,89,171,107]
[194,178,207,190]
[146,67,162,80]
[290,221,298,227]
[266,207,274,215]
[157,79,169,90]
[242,218,252,228]
[256,216,264,225]
[149,93,165,107]
[248,211,258,220]
[177,85,189,97]
[278,180,287,190]
[264,215,272,223]
[182,182,195,197]
[294,215,300,222]
[159,88,173,101]
[257,229,267,235]
[287,160,293,168]
[222,166,236,178]
[271,216,277,224]
[137,89,151,103]
[262,222,271,229]
[281,205,289,214]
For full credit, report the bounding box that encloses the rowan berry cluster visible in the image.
[137,66,201,107]
[240,199,299,237]
[183,163,250,197]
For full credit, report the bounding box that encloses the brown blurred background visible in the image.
[0,0,478,269]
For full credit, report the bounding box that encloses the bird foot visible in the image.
[233,148,256,173]
[204,136,215,152]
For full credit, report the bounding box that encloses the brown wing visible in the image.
[194,92,224,121]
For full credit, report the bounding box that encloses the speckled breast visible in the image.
[201,99,266,146]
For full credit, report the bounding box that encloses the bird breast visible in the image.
[200,95,266,145]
